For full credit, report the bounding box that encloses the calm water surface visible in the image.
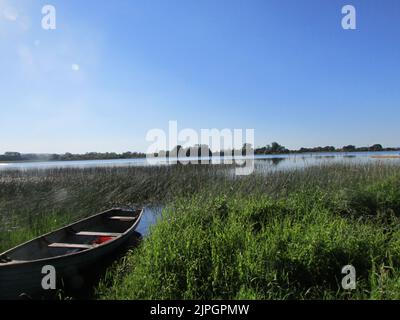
[0,151,399,172]
[135,206,162,236]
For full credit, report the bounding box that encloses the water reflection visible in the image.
[260,157,286,166]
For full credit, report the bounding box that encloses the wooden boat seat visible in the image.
[109,216,136,222]
[76,231,122,237]
[48,243,94,250]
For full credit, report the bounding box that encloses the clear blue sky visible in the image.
[1,0,399,153]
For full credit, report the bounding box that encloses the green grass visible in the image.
[0,210,75,253]
[1,162,400,299]
[97,165,400,300]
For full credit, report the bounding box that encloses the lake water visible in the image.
[135,206,162,236]
[0,151,399,171]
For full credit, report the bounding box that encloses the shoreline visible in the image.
[1,150,400,164]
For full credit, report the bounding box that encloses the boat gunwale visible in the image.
[0,207,144,267]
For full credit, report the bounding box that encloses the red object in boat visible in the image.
[93,236,114,244]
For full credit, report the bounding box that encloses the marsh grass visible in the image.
[97,163,400,300]
[0,210,74,253]
[1,162,400,299]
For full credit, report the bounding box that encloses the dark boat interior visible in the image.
[1,208,142,262]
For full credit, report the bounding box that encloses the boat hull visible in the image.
[0,208,143,300]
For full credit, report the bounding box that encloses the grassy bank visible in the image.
[98,164,400,300]
[1,162,400,299]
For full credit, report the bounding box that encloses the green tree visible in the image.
[369,144,383,151]
[342,145,356,152]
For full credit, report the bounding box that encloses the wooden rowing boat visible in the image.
[0,208,143,300]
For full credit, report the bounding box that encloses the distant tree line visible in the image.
[252,142,399,155]
[156,145,213,158]
[285,143,398,154]
[1,143,399,162]
[152,142,400,158]
[52,151,147,161]
[0,151,147,162]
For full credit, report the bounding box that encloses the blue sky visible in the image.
[0,0,399,153]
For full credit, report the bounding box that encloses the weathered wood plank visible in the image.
[76,231,122,237]
[109,216,136,222]
[48,243,94,249]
